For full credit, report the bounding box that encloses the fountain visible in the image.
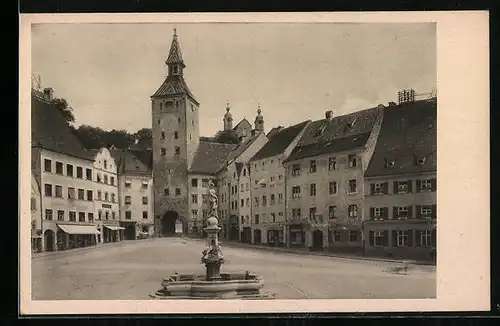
[150,180,275,299]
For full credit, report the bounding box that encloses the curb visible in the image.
[184,237,435,266]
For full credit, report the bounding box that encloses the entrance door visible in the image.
[253,229,261,244]
[44,230,55,252]
[161,211,178,237]
[312,230,324,250]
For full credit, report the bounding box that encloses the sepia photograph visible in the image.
[20,12,489,314]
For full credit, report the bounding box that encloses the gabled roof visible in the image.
[233,118,252,131]
[364,99,437,177]
[285,107,381,162]
[31,90,92,161]
[110,149,152,176]
[189,141,238,175]
[266,126,284,140]
[227,133,260,161]
[151,75,198,104]
[250,120,310,162]
[235,162,244,177]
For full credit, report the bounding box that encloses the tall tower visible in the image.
[223,101,233,131]
[254,106,264,133]
[151,29,200,236]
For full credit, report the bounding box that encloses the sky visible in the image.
[31,23,436,136]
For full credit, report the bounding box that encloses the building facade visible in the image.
[249,120,310,246]
[284,108,384,252]
[363,98,437,260]
[31,173,42,253]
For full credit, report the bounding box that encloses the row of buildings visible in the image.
[30,29,436,260]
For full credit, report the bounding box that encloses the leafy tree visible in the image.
[102,129,135,149]
[214,130,240,144]
[51,98,75,123]
[133,128,152,149]
[73,125,106,149]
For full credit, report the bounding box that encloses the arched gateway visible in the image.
[160,210,179,237]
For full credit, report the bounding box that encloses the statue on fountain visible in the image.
[201,180,224,279]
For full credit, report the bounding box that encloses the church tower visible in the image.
[151,29,200,236]
[254,106,265,133]
[223,102,233,131]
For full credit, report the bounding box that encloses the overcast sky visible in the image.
[31,23,436,136]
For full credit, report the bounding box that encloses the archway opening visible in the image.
[44,230,55,252]
[253,229,262,245]
[312,230,324,250]
[162,211,178,237]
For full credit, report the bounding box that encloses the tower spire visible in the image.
[166,28,185,76]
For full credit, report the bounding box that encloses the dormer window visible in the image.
[384,158,396,168]
[417,157,426,166]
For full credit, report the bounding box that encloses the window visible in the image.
[111,193,116,203]
[174,146,180,155]
[55,185,63,198]
[262,195,267,207]
[310,160,317,173]
[125,211,132,219]
[69,211,76,221]
[245,198,249,207]
[79,212,85,222]
[349,230,359,242]
[374,207,381,218]
[161,131,165,139]
[419,179,434,192]
[420,205,432,217]
[348,179,357,193]
[329,181,337,195]
[348,154,357,168]
[396,206,410,218]
[192,178,198,187]
[175,188,181,196]
[310,183,317,196]
[243,169,246,176]
[372,182,385,195]
[104,175,108,184]
[161,147,166,156]
[278,193,284,203]
[44,184,52,196]
[86,168,92,180]
[105,211,109,220]
[104,192,109,201]
[396,181,410,194]
[270,176,275,182]
[88,213,94,222]
[328,206,337,219]
[31,197,36,210]
[104,160,108,169]
[334,231,341,242]
[77,189,85,200]
[44,159,52,172]
[98,210,102,220]
[66,164,74,177]
[143,211,148,219]
[241,199,244,207]
[157,119,161,125]
[192,194,198,203]
[76,167,83,178]
[202,179,209,187]
[419,230,432,247]
[97,174,102,183]
[57,210,64,221]
[192,210,198,217]
[271,213,276,223]
[86,190,93,201]
[309,207,317,221]
[125,196,131,204]
[110,177,114,186]
[292,208,302,218]
[174,131,179,139]
[373,231,384,247]
[254,197,259,207]
[270,194,275,205]
[328,157,337,171]
[202,194,208,203]
[112,211,116,220]
[142,197,148,205]
[202,210,208,218]
[160,102,163,110]
[164,188,170,196]
[348,205,358,218]
[142,182,148,189]
[241,183,244,191]
[292,164,301,176]
[254,214,260,224]
[68,187,75,199]
[292,186,301,198]
[396,230,409,247]
[55,161,63,174]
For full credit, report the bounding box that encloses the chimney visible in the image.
[325,110,333,121]
[43,87,53,101]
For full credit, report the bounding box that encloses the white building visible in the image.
[31,172,42,253]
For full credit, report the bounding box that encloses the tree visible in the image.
[73,125,106,149]
[214,130,240,144]
[133,128,152,149]
[51,98,75,123]
[102,129,135,149]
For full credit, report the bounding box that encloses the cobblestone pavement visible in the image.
[31,237,436,300]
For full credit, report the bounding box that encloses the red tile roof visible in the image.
[189,141,238,175]
[364,99,437,177]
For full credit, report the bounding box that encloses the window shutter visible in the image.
[407,230,414,247]
[407,180,413,193]
[383,230,389,247]
[393,206,398,219]
[431,204,437,219]
[407,206,413,218]
[415,205,422,219]
[370,207,374,219]
[369,231,374,246]
[431,229,437,247]
[416,179,421,192]
[370,183,375,195]
[391,230,397,247]
[431,178,437,192]
[415,230,422,247]
[393,181,398,194]
[383,182,389,194]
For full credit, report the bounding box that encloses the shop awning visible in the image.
[104,225,126,231]
[58,224,101,235]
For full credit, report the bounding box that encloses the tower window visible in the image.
[161,147,166,156]
[190,134,192,140]
[178,117,181,124]
[157,119,161,125]
[161,131,165,139]
[174,131,179,139]
[175,146,180,155]
[173,66,178,74]
[160,102,163,110]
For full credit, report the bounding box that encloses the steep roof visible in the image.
[189,141,238,175]
[266,126,284,140]
[227,133,260,161]
[364,99,437,177]
[165,31,185,66]
[250,120,310,162]
[110,149,152,176]
[285,107,380,162]
[31,90,92,161]
[151,75,198,104]
[233,118,252,131]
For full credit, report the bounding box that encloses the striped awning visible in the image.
[57,224,101,235]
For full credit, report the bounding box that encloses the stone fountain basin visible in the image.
[151,272,274,299]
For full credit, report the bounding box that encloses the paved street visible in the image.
[32,238,436,300]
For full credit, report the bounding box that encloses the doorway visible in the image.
[253,229,262,244]
[312,230,324,251]
[44,230,55,252]
[161,211,178,237]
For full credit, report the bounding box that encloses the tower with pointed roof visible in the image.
[254,106,265,133]
[151,29,200,235]
[223,101,233,131]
